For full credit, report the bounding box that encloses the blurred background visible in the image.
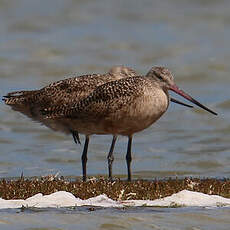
[0,0,229,179]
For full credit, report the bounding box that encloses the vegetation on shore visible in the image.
[0,176,229,201]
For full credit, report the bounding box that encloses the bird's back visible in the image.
[3,66,137,133]
[43,76,169,136]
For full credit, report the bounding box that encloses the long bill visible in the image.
[170,98,193,108]
[169,85,218,115]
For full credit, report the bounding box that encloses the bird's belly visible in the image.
[104,92,169,135]
[62,89,169,136]
[74,90,169,136]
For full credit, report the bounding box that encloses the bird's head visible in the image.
[146,66,217,116]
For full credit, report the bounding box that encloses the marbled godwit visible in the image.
[3,66,136,176]
[43,66,217,181]
[3,66,192,181]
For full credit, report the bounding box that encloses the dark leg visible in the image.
[82,135,89,182]
[126,136,133,181]
[72,131,81,145]
[107,135,117,180]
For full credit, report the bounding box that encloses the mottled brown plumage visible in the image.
[4,66,217,181]
[3,66,137,124]
[4,66,136,133]
[3,66,137,181]
[42,66,217,181]
[45,76,169,135]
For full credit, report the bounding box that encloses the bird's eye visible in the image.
[158,75,163,80]
[155,73,163,80]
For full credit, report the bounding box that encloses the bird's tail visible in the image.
[3,90,39,118]
[3,90,36,105]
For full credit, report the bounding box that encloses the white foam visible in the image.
[0,190,230,209]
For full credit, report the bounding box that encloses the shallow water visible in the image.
[0,0,230,229]
[0,207,230,230]
[1,0,229,180]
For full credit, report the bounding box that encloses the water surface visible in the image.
[0,0,230,229]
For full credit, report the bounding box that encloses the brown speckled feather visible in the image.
[3,66,216,181]
[43,76,169,136]
[3,66,137,133]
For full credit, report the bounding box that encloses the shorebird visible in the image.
[42,66,217,181]
[3,65,193,181]
[3,67,135,172]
